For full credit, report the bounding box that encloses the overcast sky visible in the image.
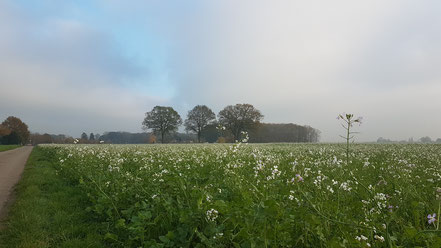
[1,0,440,142]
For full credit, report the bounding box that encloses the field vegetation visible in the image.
[0,145,21,152]
[0,147,106,248]
[20,142,441,247]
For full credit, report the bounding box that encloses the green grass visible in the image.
[0,147,107,248]
[0,145,21,152]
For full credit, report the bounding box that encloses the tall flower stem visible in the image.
[437,200,440,230]
[346,119,350,166]
[338,113,362,167]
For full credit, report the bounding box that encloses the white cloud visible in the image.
[119,0,441,141]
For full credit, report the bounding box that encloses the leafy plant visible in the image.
[38,142,441,247]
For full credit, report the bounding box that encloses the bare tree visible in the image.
[184,105,216,143]
[142,106,182,143]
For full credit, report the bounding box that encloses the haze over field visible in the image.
[1,0,440,142]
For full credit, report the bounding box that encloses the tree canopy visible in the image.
[1,116,30,145]
[142,106,182,143]
[0,125,11,137]
[218,103,263,141]
[184,105,216,143]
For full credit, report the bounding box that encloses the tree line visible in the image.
[0,104,320,145]
[142,103,320,143]
[377,136,441,144]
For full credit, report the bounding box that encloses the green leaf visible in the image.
[115,218,126,229]
[104,232,118,241]
[404,226,417,239]
[159,235,170,243]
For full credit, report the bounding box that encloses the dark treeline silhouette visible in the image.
[31,133,102,145]
[29,131,198,144]
[99,132,198,144]
[22,125,321,145]
[100,132,150,144]
[92,125,320,144]
[377,136,441,144]
[60,103,321,144]
[249,123,320,143]
[31,133,75,145]
[197,123,320,143]
[2,104,321,145]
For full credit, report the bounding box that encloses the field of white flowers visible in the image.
[40,143,441,247]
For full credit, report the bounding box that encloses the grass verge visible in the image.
[0,145,21,152]
[0,147,106,248]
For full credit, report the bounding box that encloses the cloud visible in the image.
[2,0,441,141]
[106,0,441,141]
[0,1,163,136]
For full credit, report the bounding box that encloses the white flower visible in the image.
[206,208,219,222]
[356,235,368,241]
[327,185,334,193]
[213,232,224,239]
[374,235,385,242]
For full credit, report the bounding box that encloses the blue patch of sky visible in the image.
[15,0,176,100]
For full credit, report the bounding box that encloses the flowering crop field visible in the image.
[40,143,441,247]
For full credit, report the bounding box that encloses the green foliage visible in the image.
[37,143,441,247]
[200,124,220,143]
[218,104,263,141]
[1,116,30,145]
[0,147,106,248]
[0,132,21,145]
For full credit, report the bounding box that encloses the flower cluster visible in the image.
[206,208,219,222]
[428,213,436,224]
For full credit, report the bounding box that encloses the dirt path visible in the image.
[0,146,33,218]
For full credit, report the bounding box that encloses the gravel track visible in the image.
[0,146,33,219]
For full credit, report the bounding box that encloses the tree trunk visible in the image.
[161,132,164,144]
[234,129,240,142]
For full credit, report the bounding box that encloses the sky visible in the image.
[1,0,440,142]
